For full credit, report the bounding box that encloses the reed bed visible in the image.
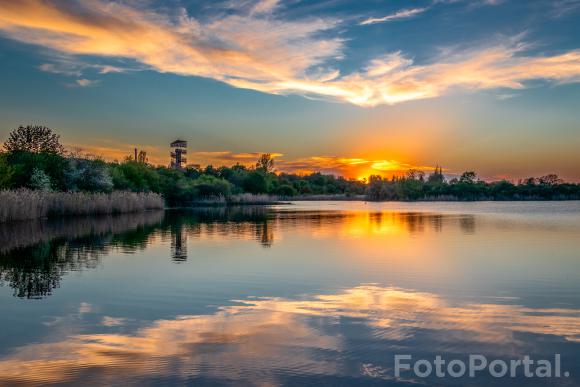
[182,193,282,207]
[0,189,164,223]
[228,193,281,205]
[294,194,366,201]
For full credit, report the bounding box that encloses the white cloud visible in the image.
[74,79,99,87]
[360,8,428,25]
[102,316,128,327]
[1,1,580,107]
[250,0,280,15]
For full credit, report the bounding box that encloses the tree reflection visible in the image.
[0,207,481,298]
[0,211,164,298]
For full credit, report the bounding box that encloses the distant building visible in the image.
[170,140,187,169]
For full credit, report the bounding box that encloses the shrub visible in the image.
[29,168,52,191]
[192,175,232,198]
[67,158,113,192]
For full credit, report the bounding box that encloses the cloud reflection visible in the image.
[0,285,579,385]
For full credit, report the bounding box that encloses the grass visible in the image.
[182,193,284,207]
[0,189,164,222]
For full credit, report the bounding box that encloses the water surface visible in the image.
[0,202,579,386]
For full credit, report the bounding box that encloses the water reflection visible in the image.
[0,285,578,386]
[2,206,573,299]
[1,203,579,386]
[0,211,164,298]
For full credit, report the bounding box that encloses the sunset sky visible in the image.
[0,0,579,180]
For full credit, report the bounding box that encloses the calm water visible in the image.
[0,201,579,386]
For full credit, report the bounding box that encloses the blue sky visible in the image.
[0,0,579,180]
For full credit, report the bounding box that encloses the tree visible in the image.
[427,165,444,185]
[0,155,14,189]
[192,175,232,198]
[29,168,52,190]
[137,150,148,164]
[3,125,65,155]
[243,171,268,193]
[66,158,113,192]
[406,169,425,181]
[275,184,297,197]
[459,171,478,184]
[539,174,562,186]
[256,153,274,173]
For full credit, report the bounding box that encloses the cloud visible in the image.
[66,142,164,164]
[39,61,82,77]
[275,156,435,178]
[101,316,128,327]
[360,8,428,25]
[39,56,131,78]
[250,0,280,15]
[78,302,93,314]
[359,0,504,26]
[68,139,437,178]
[300,44,580,106]
[74,78,99,87]
[551,0,580,17]
[2,1,579,107]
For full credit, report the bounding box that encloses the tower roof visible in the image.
[170,139,187,147]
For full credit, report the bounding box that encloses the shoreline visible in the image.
[2,189,579,224]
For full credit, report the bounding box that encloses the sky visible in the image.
[0,0,579,181]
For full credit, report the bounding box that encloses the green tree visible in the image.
[0,154,14,188]
[6,151,68,190]
[3,125,65,155]
[192,175,232,198]
[427,166,444,185]
[67,158,113,192]
[243,171,268,193]
[29,168,52,191]
[110,161,160,192]
[275,184,297,197]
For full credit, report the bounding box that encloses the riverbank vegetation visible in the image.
[1,125,579,214]
[0,189,163,222]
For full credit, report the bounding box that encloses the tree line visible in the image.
[1,125,578,204]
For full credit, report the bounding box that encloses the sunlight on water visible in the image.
[0,202,579,386]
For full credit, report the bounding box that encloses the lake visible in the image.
[0,201,579,386]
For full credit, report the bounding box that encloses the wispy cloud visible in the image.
[250,0,280,15]
[38,55,133,79]
[73,79,99,87]
[191,151,284,166]
[360,8,428,25]
[1,1,580,107]
[551,0,580,17]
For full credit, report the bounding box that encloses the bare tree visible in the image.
[256,153,274,173]
[3,125,65,154]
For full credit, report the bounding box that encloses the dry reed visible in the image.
[0,189,164,223]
